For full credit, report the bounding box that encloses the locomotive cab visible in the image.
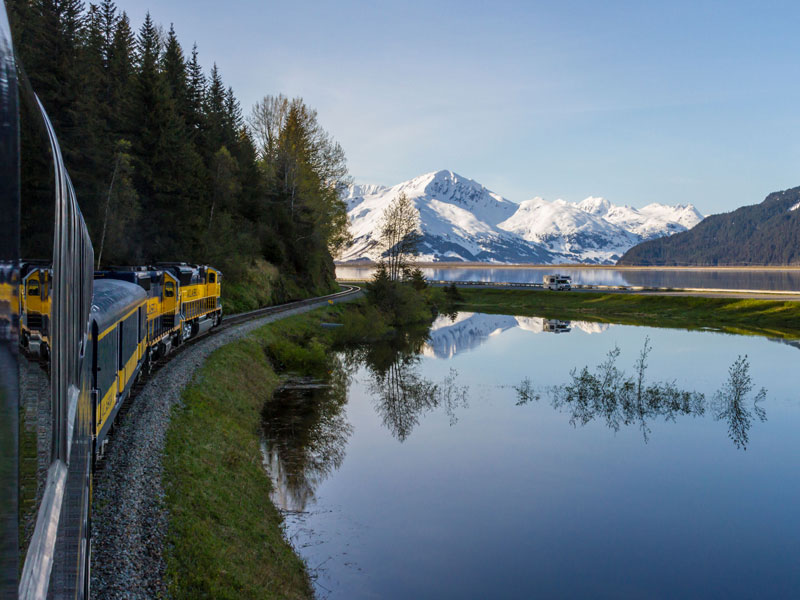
[155,262,222,342]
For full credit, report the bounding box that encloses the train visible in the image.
[21,262,222,451]
[1,3,225,594]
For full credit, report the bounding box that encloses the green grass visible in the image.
[163,305,352,599]
[457,288,800,339]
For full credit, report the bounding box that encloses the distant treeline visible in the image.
[9,0,350,295]
[618,186,800,266]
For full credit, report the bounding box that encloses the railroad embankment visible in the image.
[457,288,800,338]
[91,295,359,599]
[162,304,359,599]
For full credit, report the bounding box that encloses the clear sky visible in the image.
[113,0,800,215]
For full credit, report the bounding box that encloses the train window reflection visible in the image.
[164,282,175,297]
[27,279,40,296]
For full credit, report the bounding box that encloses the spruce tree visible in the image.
[185,44,206,133]
[162,24,189,118]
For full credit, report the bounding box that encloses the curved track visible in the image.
[91,284,361,599]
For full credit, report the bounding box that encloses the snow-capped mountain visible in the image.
[338,170,703,264]
[340,170,553,263]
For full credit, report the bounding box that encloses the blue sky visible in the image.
[114,0,800,215]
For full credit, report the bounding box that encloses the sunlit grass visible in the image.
[163,306,346,599]
[457,289,800,339]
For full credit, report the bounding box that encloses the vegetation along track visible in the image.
[90,284,361,599]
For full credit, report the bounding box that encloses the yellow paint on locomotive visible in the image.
[21,267,51,351]
[144,271,181,347]
[178,267,221,323]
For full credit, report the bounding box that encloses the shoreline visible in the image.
[336,261,800,271]
[456,288,800,339]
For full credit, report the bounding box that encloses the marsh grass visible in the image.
[457,289,800,339]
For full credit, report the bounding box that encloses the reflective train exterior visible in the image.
[19,262,51,357]
[2,1,224,594]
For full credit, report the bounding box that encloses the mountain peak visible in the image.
[578,196,612,215]
[338,170,704,264]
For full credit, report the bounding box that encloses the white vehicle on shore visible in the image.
[544,274,572,291]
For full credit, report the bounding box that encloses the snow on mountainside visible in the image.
[338,170,703,264]
[340,170,553,263]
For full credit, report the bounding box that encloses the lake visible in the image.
[262,314,800,599]
[335,265,800,291]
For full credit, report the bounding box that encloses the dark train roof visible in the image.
[96,269,155,291]
[91,278,146,334]
[153,262,216,285]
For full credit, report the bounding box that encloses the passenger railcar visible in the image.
[90,278,148,450]
[96,266,182,360]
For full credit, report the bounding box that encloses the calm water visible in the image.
[262,315,800,599]
[336,265,800,291]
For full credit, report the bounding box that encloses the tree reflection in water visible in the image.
[263,326,471,512]
[262,355,353,512]
[712,355,767,450]
[515,337,767,449]
[343,324,469,442]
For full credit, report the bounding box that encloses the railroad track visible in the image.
[99,284,362,463]
[222,284,361,326]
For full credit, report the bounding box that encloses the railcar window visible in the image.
[164,282,175,297]
[97,334,116,395]
[27,279,40,296]
[117,326,123,371]
[208,272,216,283]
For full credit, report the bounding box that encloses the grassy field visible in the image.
[163,306,346,600]
[457,288,800,338]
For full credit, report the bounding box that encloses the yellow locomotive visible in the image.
[95,262,222,361]
[156,263,222,342]
[20,261,52,358]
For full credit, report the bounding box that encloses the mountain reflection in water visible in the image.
[515,337,767,449]
[423,312,608,359]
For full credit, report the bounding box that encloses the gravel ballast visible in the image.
[90,293,358,599]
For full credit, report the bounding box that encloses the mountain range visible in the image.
[618,186,800,266]
[338,170,703,264]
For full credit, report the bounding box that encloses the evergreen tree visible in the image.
[185,43,205,133]
[12,4,350,297]
[107,11,135,135]
[162,24,189,117]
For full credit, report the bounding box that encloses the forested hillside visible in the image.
[617,186,800,266]
[8,0,350,308]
